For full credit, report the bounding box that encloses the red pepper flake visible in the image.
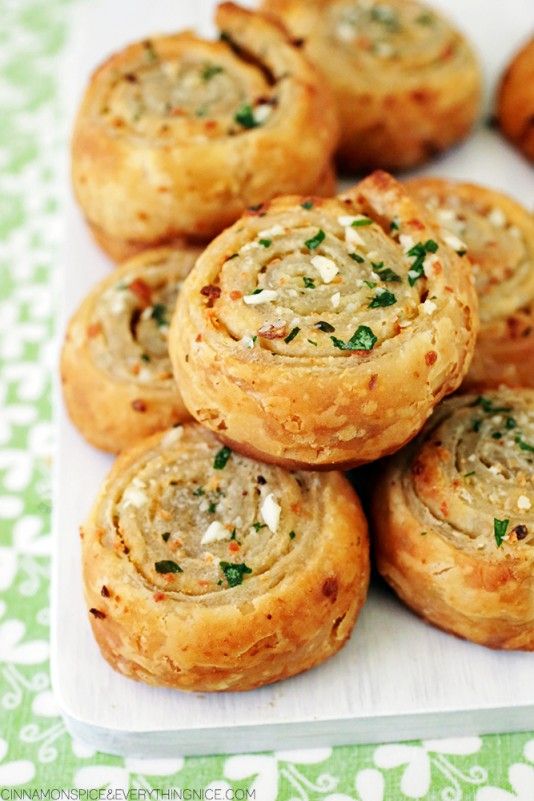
[229,540,240,553]
[440,501,449,517]
[407,218,425,230]
[101,585,110,598]
[89,608,106,619]
[129,279,152,306]
[131,399,147,412]
[87,322,102,338]
[230,290,242,300]
[200,284,222,305]
[195,333,202,342]
[322,577,338,602]
[368,373,378,390]
[204,120,217,131]
[153,592,166,602]
[258,321,287,340]
[425,351,438,366]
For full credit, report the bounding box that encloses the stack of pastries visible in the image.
[62,1,534,692]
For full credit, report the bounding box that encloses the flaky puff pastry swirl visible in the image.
[82,423,369,691]
[261,0,481,171]
[61,247,199,453]
[71,2,339,262]
[373,389,534,650]
[497,37,534,163]
[407,178,534,390]
[169,171,478,469]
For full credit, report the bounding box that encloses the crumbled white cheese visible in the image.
[260,493,281,533]
[399,319,412,328]
[345,226,366,247]
[123,482,148,509]
[489,464,502,476]
[331,291,341,308]
[241,241,260,253]
[488,207,506,228]
[436,208,458,224]
[400,234,415,252]
[258,224,284,238]
[241,334,255,349]
[336,22,355,42]
[161,426,183,447]
[201,521,230,545]
[424,254,439,278]
[422,299,437,315]
[509,226,521,239]
[243,289,279,305]
[137,368,153,384]
[443,233,467,253]
[254,103,272,124]
[517,495,532,511]
[199,498,209,513]
[107,289,128,315]
[311,255,338,283]
[338,215,358,227]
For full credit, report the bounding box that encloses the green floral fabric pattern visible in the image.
[1,0,534,796]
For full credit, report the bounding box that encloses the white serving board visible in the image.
[51,0,534,758]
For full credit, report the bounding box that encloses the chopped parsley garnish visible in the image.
[349,252,365,263]
[516,435,534,453]
[363,280,376,289]
[368,289,397,308]
[162,532,171,542]
[407,240,439,286]
[352,217,373,227]
[193,486,205,496]
[472,418,482,433]
[251,288,263,294]
[304,229,325,249]
[370,6,399,29]
[208,501,218,514]
[202,64,223,81]
[289,530,296,540]
[505,417,517,430]
[230,529,239,542]
[155,560,182,574]
[234,104,258,129]
[213,446,232,469]
[494,518,509,548]
[491,431,502,440]
[331,325,377,351]
[307,339,317,346]
[141,353,150,362]
[220,561,252,587]
[372,262,401,282]
[252,521,267,531]
[464,471,476,478]
[284,326,300,344]
[303,276,315,288]
[390,220,400,231]
[416,12,434,24]
[314,320,335,333]
[259,239,272,248]
[150,303,168,327]
[471,396,513,414]
[301,200,314,209]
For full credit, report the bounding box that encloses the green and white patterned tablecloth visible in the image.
[1,1,534,797]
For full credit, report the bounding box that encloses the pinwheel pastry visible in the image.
[261,0,482,171]
[407,178,534,389]
[61,246,199,453]
[373,389,534,650]
[497,37,534,163]
[169,171,478,469]
[82,423,370,691]
[71,2,339,262]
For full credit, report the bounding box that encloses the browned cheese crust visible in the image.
[373,389,534,650]
[71,2,339,260]
[82,424,370,691]
[169,170,478,469]
[497,36,534,163]
[261,0,482,171]
[61,246,199,452]
[407,178,534,390]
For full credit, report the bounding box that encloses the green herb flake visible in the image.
[259,238,272,248]
[407,240,439,286]
[464,471,476,478]
[505,417,517,430]
[351,217,373,227]
[284,326,300,344]
[208,501,218,514]
[491,431,502,440]
[252,522,266,532]
[307,339,317,346]
[213,446,232,470]
[155,560,182,574]
[141,353,150,362]
[471,396,512,414]
[516,435,534,453]
[234,104,258,129]
[349,252,365,263]
[372,262,401,282]
[303,276,316,289]
[150,303,168,328]
[416,12,434,25]
[193,486,205,497]
[331,325,377,352]
[289,530,296,540]
[202,64,223,81]
[363,280,377,289]
[220,561,252,587]
[314,320,335,333]
[301,200,314,209]
[304,229,325,250]
[368,289,397,308]
[472,418,482,433]
[390,220,400,231]
[162,532,171,542]
[494,518,509,548]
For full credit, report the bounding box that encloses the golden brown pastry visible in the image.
[61,246,199,452]
[82,423,370,691]
[71,2,339,262]
[407,178,534,389]
[261,0,482,172]
[497,36,534,163]
[373,389,534,650]
[169,171,478,469]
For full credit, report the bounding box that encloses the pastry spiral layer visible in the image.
[407,178,534,389]
[71,2,339,261]
[61,246,199,452]
[82,423,370,691]
[169,171,478,469]
[261,0,482,171]
[497,37,534,163]
[373,389,534,650]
